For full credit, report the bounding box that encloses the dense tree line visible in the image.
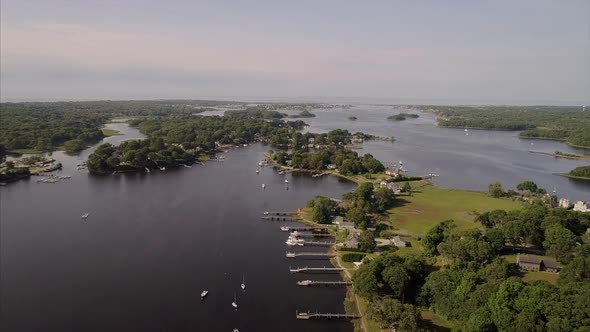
[289,110,316,118]
[0,100,215,153]
[421,105,590,148]
[567,165,590,179]
[271,149,385,176]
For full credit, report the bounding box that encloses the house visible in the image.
[327,164,338,170]
[558,198,571,209]
[516,254,541,271]
[379,181,401,194]
[542,259,559,273]
[392,236,407,247]
[573,201,589,212]
[385,168,401,177]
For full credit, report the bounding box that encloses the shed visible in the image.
[542,259,559,273]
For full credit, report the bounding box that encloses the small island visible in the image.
[289,110,316,118]
[387,113,420,121]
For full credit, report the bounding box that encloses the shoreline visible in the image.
[554,173,590,181]
[528,150,590,161]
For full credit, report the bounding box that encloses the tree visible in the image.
[373,187,396,212]
[502,220,526,248]
[358,230,376,252]
[353,261,379,298]
[488,182,505,198]
[543,225,576,262]
[63,139,85,154]
[402,182,412,195]
[423,220,455,256]
[346,206,369,229]
[484,228,506,253]
[516,180,538,193]
[368,297,421,331]
[311,197,334,224]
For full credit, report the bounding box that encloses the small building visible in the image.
[379,181,401,194]
[573,201,589,212]
[327,164,338,170]
[516,254,541,272]
[558,198,571,209]
[332,216,344,224]
[385,168,401,177]
[542,259,559,273]
[392,236,407,247]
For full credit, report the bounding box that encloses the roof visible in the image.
[517,254,541,265]
[543,259,558,269]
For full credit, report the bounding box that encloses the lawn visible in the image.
[101,128,122,136]
[388,184,522,237]
[522,271,560,285]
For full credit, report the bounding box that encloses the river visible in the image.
[279,105,588,200]
[1,123,357,332]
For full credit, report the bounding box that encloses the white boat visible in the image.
[255,169,259,173]
[159,167,166,171]
[201,290,208,298]
[262,183,266,189]
[280,226,290,231]
[284,179,289,183]
[81,213,90,219]
[233,329,239,332]
[241,275,246,291]
[231,293,238,308]
[464,128,468,132]
[263,211,269,215]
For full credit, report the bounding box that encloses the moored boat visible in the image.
[201,290,209,298]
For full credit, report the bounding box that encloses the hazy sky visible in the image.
[1,1,589,104]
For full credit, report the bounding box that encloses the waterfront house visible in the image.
[558,198,571,209]
[516,254,541,271]
[542,259,559,273]
[573,201,589,212]
[327,164,338,170]
[385,168,402,177]
[392,236,407,247]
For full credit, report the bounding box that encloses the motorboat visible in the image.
[262,183,266,189]
[81,213,90,219]
[284,179,289,184]
[255,169,259,173]
[280,226,290,231]
[241,275,246,291]
[231,293,238,308]
[263,211,270,215]
[201,290,209,298]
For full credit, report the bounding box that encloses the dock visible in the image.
[302,241,334,247]
[263,211,290,216]
[286,252,334,258]
[291,233,335,238]
[262,216,298,222]
[289,266,344,273]
[281,226,328,232]
[296,311,360,320]
[297,280,351,287]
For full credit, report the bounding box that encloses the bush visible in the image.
[342,252,367,262]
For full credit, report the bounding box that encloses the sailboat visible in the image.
[231,292,238,308]
[241,275,246,291]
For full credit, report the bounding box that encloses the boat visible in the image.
[231,293,238,308]
[277,170,285,175]
[263,211,270,215]
[464,128,468,132]
[280,226,290,231]
[81,213,89,219]
[233,329,239,332]
[241,275,246,291]
[159,167,166,171]
[284,179,289,183]
[262,183,266,189]
[255,169,259,174]
[201,290,209,298]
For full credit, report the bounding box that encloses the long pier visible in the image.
[302,241,334,247]
[286,252,334,258]
[289,266,344,273]
[291,233,335,238]
[297,280,351,287]
[296,311,360,320]
[262,216,298,222]
[263,211,290,216]
[281,226,328,232]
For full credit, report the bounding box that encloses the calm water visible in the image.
[289,105,589,200]
[1,124,356,332]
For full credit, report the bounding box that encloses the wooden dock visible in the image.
[263,211,290,216]
[261,216,298,222]
[281,226,328,232]
[289,266,344,273]
[297,280,351,287]
[296,311,360,320]
[291,232,335,238]
[286,252,334,258]
[302,241,334,247]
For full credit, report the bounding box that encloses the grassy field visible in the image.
[7,148,43,154]
[522,271,560,285]
[388,183,522,237]
[101,128,122,136]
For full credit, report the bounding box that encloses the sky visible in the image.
[1,1,589,105]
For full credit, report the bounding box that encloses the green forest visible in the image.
[566,165,590,179]
[353,196,590,331]
[387,113,420,121]
[0,100,216,153]
[419,105,590,148]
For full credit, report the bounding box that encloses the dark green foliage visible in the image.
[358,230,376,252]
[367,297,422,331]
[422,105,590,148]
[311,197,337,224]
[516,180,539,193]
[387,113,420,121]
[488,181,505,198]
[423,220,456,256]
[289,110,316,118]
[567,165,590,178]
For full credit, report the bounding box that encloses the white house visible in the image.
[559,198,571,209]
[573,201,589,212]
